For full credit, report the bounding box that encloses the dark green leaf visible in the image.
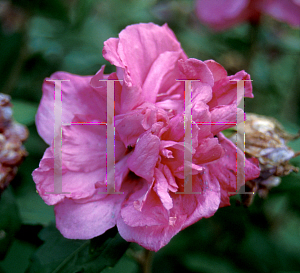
[0,239,37,273]
[27,225,130,273]
[0,187,21,260]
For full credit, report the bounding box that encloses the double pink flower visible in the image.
[196,0,300,31]
[33,23,260,251]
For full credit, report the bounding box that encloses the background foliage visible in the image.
[0,0,299,272]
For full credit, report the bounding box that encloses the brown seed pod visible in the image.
[230,113,300,206]
[0,94,28,193]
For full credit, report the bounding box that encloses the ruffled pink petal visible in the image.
[36,69,106,145]
[115,23,184,87]
[192,83,213,104]
[192,100,213,140]
[162,164,178,192]
[142,51,182,104]
[229,70,253,103]
[115,109,147,148]
[204,60,228,82]
[89,66,108,88]
[120,180,165,227]
[61,121,107,172]
[114,154,131,192]
[102,38,124,68]
[162,115,185,142]
[127,131,160,182]
[178,58,214,87]
[118,179,187,251]
[193,137,224,164]
[174,173,221,229]
[55,194,124,239]
[205,133,260,207]
[32,147,106,206]
[90,71,124,116]
[153,168,173,210]
[210,105,244,134]
[120,84,145,113]
[117,213,186,252]
[208,70,252,109]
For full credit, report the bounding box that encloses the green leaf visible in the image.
[11,100,38,126]
[0,187,21,260]
[0,239,37,273]
[27,225,130,273]
[222,128,236,138]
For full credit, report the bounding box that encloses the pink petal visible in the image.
[118,179,187,251]
[89,66,107,88]
[153,168,173,210]
[162,115,185,142]
[192,83,213,104]
[193,137,224,164]
[32,147,106,206]
[210,105,244,134]
[173,174,221,229]
[120,179,166,227]
[142,51,182,104]
[102,38,124,68]
[162,164,178,192]
[178,58,214,87]
[229,70,253,103]
[196,0,251,31]
[204,60,228,82]
[261,0,300,27]
[192,100,213,140]
[120,84,145,113]
[115,109,147,148]
[61,120,107,172]
[55,194,124,239]
[205,133,260,207]
[208,70,252,109]
[116,23,185,87]
[127,131,160,182]
[117,213,186,252]
[36,70,106,145]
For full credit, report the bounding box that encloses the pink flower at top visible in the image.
[196,0,300,31]
[32,23,260,251]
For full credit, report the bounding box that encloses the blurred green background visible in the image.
[0,0,300,272]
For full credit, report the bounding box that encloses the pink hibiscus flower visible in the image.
[196,0,300,31]
[32,23,260,251]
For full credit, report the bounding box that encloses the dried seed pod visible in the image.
[0,93,28,193]
[230,113,300,206]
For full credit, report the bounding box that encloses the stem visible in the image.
[141,249,153,273]
[127,248,153,273]
[245,22,260,73]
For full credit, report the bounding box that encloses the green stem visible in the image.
[245,22,260,73]
[141,249,153,273]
